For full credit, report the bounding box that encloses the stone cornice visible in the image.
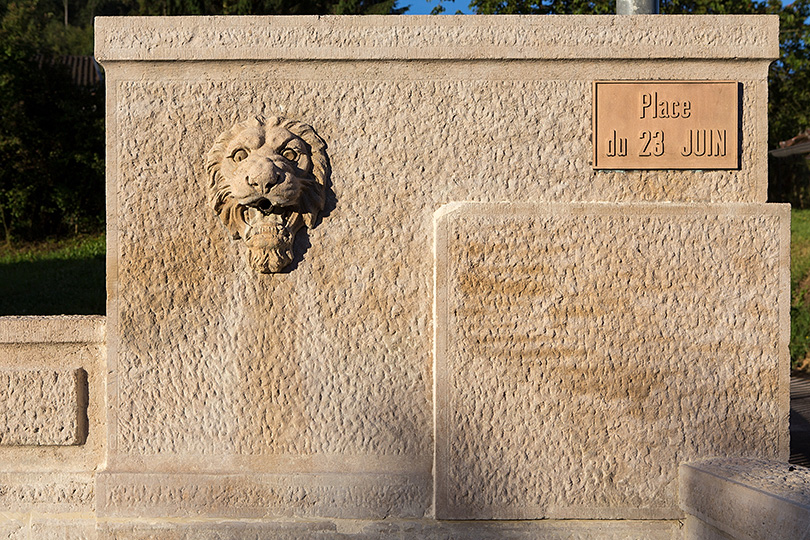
[95,15,779,62]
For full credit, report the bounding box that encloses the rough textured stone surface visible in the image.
[0,513,98,540]
[97,518,682,539]
[680,458,810,540]
[0,341,105,472]
[30,517,99,540]
[0,368,87,446]
[93,15,783,525]
[94,15,778,61]
[0,516,27,540]
[97,473,427,519]
[0,473,95,513]
[434,203,789,520]
[108,74,768,207]
[0,316,103,520]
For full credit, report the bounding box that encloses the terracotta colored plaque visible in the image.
[593,81,739,170]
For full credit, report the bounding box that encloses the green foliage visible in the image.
[0,0,406,251]
[0,234,105,314]
[131,0,405,16]
[0,0,104,245]
[769,0,810,145]
[791,209,810,367]
[770,154,810,207]
[470,0,612,14]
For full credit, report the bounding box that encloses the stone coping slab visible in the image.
[94,15,779,62]
[0,315,105,344]
[680,458,810,540]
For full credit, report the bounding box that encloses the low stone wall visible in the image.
[0,315,104,539]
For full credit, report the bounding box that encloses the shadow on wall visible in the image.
[0,256,105,315]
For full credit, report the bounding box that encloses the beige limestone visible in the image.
[0,316,105,474]
[30,516,99,540]
[434,202,789,520]
[0,316,104,534]
[97,518,683,539]
[683,517,734,540]
[0,315,104,343]
[0,368,87,446]
[680,458,810,540]
[87,14,785,532]
[97,472,427,519]
[0,472,95,513]
[206,115,329,274]
[94,15,778,61]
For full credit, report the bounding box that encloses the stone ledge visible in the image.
[0,472,95,513]
[679,458,810,540]
[96,518,682,539]
[97,472,429,519]
[0,315,105,344]
[94,15,778,62]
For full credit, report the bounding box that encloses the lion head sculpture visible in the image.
[206,115,329,273]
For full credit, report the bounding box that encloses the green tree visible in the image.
[132,0,405,16]
[0,0,104,244]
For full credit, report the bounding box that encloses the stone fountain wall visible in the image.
[0,15,787,539]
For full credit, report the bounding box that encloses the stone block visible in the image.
[0,368,88,446]
[434,202,789,520]
[0,515,27,540]
[683,517,734,540]
[0,472,95,513]
[91,15,784,526]
[97,518,682,539]
[0,316,103,515]
[680,458,810,540]
[94,15,778,61]
[96,472,427,519]
[0,315,105,343]
[31,517,99,540]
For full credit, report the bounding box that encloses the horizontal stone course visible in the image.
[0,315,105,344]
[95,15,779,61]
[97,472,428,519]
[97,518,682,539]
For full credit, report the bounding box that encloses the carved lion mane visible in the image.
[206,115,328,273]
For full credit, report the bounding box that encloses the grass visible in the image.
[0,234,105,315]
[792,209,810,372]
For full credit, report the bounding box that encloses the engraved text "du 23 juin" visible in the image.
[606,92,728,159]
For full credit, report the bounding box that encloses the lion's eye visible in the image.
[282,148,298,161]
[231,149,248,162]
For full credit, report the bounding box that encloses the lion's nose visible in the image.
[246,160,283,194]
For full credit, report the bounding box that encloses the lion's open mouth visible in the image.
[242,205,295,242]
[240,204,297,273]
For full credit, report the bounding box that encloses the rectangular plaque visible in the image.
[593,81,739,170]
